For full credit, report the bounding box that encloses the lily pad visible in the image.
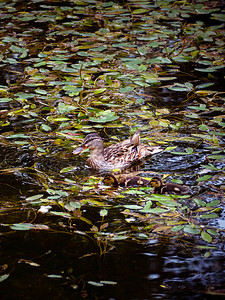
[89,110,119,123]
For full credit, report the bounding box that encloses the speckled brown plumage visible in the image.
[73,131,162,171]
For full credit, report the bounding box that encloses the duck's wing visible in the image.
[104,138,134,159]
[104,142,162,167]
[104,130,141,158]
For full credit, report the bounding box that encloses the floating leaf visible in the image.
[100,280,117,285]
[77,51,89,57]
[94,88,106,94]
[0,98,12,103]
[47,274,63,279]
[0,274,9,283]
[60,166,77,173]
[148,57,171,63]
[143,201,152,210]
[6,134,30,139]
[50,211,72,218]
[25,194,44,202]
[193,199,206,207]
[64,204,76,212]
[196,83,214,89]
[10,223,49,231]
[204,252,211,258]
[211,13,225,22]
[171,148,193,155]
[57,102,78,114]
[70,202,81,209]
[89,110,119,123]
[35,89,47,95]
[207,229,218,236]
[195,66,224,72]
[10,223,35,231]
[165,146,177,151]
[206,200,220,207]
[196,175,212,182]
[40,124,52,132]
[201,231,212,243]
[120,86,134,93]
[153,225,172,232]
[100,209,108,217]
[199,213,218,219]
[168,84,192,92]
[123,205,143,210]
[132,8,149,14]
[199,124,209,131]
[141,208,169,214]
[157,199,180,207]
[18,259,40,267]
[171,225,184,232]
[186,148,193,154]
[37,147,46,153]
[107,235,128,241]
[88,281,104,287]
[207,155,224,161]
[184,226,200,235]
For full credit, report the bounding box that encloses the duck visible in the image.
[150,176,190,195]
[102,174,152,187]
[73,130,162,171]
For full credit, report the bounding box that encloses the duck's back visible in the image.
[104,138,161,168]
[103,139,135,168]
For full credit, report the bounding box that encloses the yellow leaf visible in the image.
[153,225,172,232]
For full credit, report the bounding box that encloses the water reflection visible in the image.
[1,220,224,299]
[162,253,225,296]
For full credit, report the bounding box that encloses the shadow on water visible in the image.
[0,228,225,300]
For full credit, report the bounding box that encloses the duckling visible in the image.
[150,176,190,195]
[103,174,152,187]
[73,130,162,171]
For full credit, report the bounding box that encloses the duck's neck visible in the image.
[87,146,110,169]
[154,186,162,194]
[91,146,105,158]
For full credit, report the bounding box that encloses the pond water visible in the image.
[0,0,225,299]
[1,229,225,299]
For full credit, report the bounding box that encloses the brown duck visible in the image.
[73,130,162,171]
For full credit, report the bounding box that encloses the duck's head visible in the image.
[73,133,104,155]
[102,174,119,187]
[150,176,163,188]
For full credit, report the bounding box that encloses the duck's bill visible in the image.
[73,145,86,155]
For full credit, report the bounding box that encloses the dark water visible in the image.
[1,228,225,300]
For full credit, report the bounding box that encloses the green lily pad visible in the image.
[89,110,119,123]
